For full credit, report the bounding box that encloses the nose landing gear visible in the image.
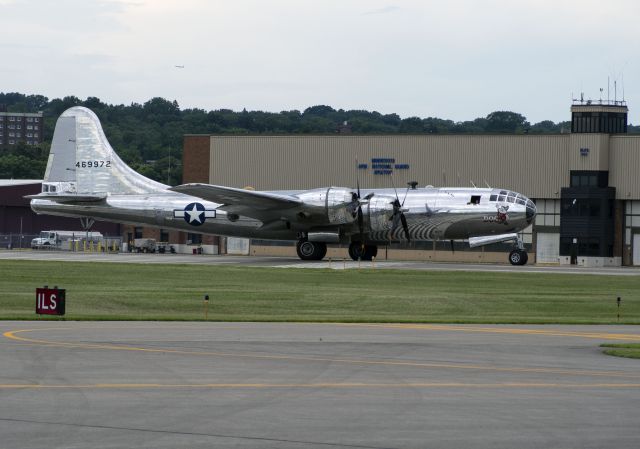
[508,236,528,265]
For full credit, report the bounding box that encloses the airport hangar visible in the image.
[0,180,120,249]
[120,101,640,267]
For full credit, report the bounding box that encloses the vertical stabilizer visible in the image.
[43,106,167,195]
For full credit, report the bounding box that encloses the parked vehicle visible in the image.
[132,238,157,253]
[31,230,103,250]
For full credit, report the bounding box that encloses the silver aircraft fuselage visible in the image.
[31,186,535,243]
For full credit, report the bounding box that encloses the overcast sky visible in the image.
[1,0,637,123]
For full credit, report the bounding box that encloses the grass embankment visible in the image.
[1,260,639,323]
[601,344,640,359]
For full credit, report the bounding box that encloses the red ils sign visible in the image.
[36,287,66,315]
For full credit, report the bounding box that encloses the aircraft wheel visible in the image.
[364,244,378,260]
[348,242,364,261]
[296,240,326,261]
[314,242,327,260]
[509,249,527,266]
[297,240,316,260]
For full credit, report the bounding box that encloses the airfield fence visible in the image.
[0,233,37,250]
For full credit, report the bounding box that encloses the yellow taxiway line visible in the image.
[340,323,640,341]
[3,326,640,380]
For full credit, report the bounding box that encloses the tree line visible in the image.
[2,92,635,183]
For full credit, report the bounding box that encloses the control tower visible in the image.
[570,98,628,133]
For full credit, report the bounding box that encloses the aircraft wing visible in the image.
[169,183,303,218]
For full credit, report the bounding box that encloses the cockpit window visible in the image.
[507,196,515,203]
[490,194,497,201]
[498,195,505,202]
[500,190,507,195]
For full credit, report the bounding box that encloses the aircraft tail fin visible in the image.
[42,106,167,196]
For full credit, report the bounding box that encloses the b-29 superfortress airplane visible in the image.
[29,107,536,265]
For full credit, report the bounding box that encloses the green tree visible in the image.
[0,154,46,178]
[485,111,530,133]
[0,91,578,180]
[398,117,422,133]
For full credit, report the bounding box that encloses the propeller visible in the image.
[351,158,374,250]
[389,175,411,242]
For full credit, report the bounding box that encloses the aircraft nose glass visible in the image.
[525,199,536,221]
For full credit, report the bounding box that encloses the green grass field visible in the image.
[601,344,640,359]
[1,260,639,323]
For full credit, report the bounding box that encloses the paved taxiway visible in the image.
[2,322,640,449]
[2,250,639,275]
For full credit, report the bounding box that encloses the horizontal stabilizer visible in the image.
[25,193,107,203]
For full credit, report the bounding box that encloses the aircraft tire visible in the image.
[364,244,378,260]
[509,249,527,266]
[296,240,326,261]
[348,242,363,261]
[314,242,327,260]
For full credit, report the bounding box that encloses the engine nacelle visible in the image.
[367,195,395,231]
[326,187,357,224]
[296,187,356,225]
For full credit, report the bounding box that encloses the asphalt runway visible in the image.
[1,322,640,449]
[1,250,640,276]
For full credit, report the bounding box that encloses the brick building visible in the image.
[0,110,44,147]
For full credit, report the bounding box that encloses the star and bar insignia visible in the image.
[173,202,216,226]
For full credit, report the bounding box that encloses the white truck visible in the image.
[31,230,103,250]
[132,238,157,253]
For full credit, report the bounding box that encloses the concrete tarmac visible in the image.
[1,250,639,276]
[2,322,640,448]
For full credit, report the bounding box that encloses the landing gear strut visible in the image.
[508,236,528,266]
[348,242,378,261]
[296,239,327,261]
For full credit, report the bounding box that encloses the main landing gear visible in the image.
[296,239,327,261]
[508,236,528,265]
[348,242,378,261]
[295,239,379,261]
